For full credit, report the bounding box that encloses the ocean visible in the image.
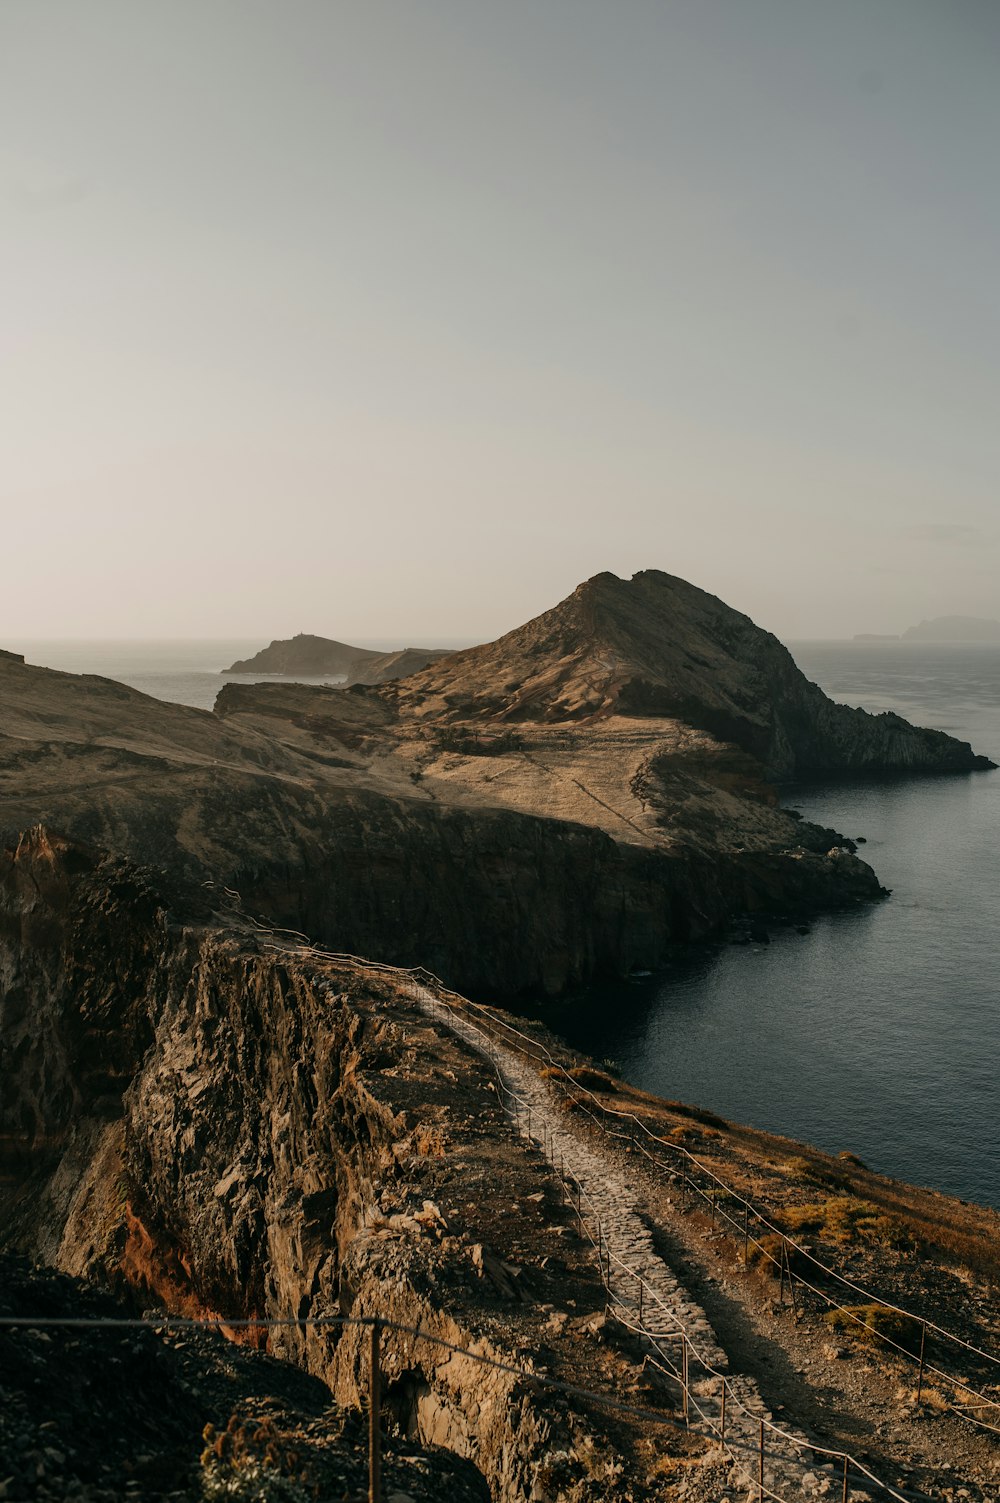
[8,637,1000,1207]
[551,642,1000,1210]
[3,638,473,712]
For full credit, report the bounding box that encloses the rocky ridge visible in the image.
[4,830,1000,1500]
[0,830,703,1499]
[223,633,451,684]
[5,570,992,998]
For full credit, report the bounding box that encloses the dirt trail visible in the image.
[413,984,872,1503]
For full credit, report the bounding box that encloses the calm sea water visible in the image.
[549,643,1000,1209]
[7,638,1000,1206]
[4,639,472,712]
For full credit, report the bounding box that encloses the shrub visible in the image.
[823,1303,924,1355]
[747,1233,808,1279]
[783,1156,847,1191]
[783,1197,913,1250]
[200,1418,311,1503]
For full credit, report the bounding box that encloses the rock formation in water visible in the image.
[901,615,1000,642]
[1,571,993,996]
[224,631,451,684]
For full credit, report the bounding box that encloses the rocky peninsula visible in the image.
[224,632,451,684]
[1,571,993,999]
[2,573,999,1496]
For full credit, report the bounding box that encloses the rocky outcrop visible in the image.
[0,831,681,1500]
[0,1255,489,1503]
[224,633,452,683]
[3,570,992,1000]
[389,570,994,778]
[225,633,382,675]
[0,668,883,1001]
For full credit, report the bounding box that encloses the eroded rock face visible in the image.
[2,568,991,999]
[386,569,995,778]
[0,1254,491,1503]
[0,832,647,1500]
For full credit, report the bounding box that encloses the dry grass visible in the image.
[782,1196,914,1250]
[540,1064,619,1093]
[823,1303,924,1355]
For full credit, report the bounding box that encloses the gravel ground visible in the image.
[0,1255,490,1503]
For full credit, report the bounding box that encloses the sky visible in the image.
[2,0,998,642]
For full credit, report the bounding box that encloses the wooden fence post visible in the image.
[916,1322,927,1404]
[368,1317,383,1503]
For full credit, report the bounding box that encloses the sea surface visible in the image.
[7,637,1000,1207]
[549,643,1000,1210]
[4,638,472,712]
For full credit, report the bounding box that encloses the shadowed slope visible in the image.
[388,570,995,778]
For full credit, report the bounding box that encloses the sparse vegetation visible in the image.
[437,726,524,756]
[540,1064,618,1093]
[782,1155,848,1191]
[823,1303,925,1355]
[746,1233,808,1278]
[782,1196,914,1250]
[200,1418,312,1503]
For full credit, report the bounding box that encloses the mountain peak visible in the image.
[390,569,993,778]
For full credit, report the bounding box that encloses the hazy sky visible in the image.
[3,1,998,642]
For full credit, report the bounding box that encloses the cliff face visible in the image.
[389,570,994,778]
[8,833,1000,1500]
[0,831,661,1499]
[2,569,992,999]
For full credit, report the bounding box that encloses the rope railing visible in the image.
[258,921,1000,1392]
[188,898,983,1495]
[413,979,927,1503]
[428,988,1000,1425]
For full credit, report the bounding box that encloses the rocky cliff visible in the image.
[224,632,452,684]
[388,571,994,778]
[0,830,681,1499]
[6,830,1000,1500]
[2,570,993,998]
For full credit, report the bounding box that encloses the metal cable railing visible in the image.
[425,986,1000,1427]
[0,1307,686,1503]
[186,896,991,1493]
[413,980,928,1503]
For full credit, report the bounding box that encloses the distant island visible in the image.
[852,616,1000,643]
[901,615,1000,643]
[223,632,453,685]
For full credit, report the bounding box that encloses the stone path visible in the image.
[412,983,894,1503]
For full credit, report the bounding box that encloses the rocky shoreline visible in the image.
[4,830,1000,1499]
